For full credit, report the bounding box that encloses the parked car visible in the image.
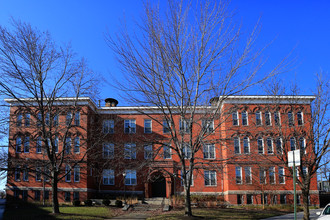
[317,204,330,219]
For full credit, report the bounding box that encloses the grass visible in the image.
[147,207,290,220]
[3,205,114,220]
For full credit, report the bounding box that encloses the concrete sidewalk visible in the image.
[262,208,322,220]
[109,212,151,220]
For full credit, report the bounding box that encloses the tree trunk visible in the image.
[184,186,192,216]
[302,189,310,220]
[52,172,60,214]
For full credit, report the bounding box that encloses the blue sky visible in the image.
[0,0,329,188]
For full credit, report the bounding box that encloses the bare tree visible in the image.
[262,73,330,220]
[107,0,288,216]
[0,19,98,213]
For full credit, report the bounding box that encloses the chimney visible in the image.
[105,98,119,107]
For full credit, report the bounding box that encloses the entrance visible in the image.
[151,174,166,197]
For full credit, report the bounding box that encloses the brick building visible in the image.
[5,96,319,205]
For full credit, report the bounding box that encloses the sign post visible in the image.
[288,149,300,220]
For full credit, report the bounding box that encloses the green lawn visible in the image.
[4,206,113,220]
[147,208,289,220]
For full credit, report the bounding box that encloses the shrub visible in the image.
[72,200,81,206]
[84,199,93,206]
[102,199,111,206]
[115,200,123,207]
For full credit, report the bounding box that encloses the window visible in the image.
[232,112,239,126]
[66,112,72,126]
[74,165,80,182]
[125,170,137,185]
[234,137,240,154]
[34,190,40,201]
[302,167,308,177]
[299,137,306,153]
[204,170,217,186]
[247,194,253,204]
[45,113,50,126]
[236,167,242,184]
[54,136,58,153]
[269,167,275,184]
[103,143,114,159]
[255,111,262,125]
[15,166,20,181]
[103,119,114,134]
[36,136,42,153]
[266,137,273,154]
[124,119,136,134]
[22,190,28,201]
[16,136,22,153]
[65,192,71,202]
[181,170,194,186]
[53,114,59,126]
[23,165,28,181]
[144,119,152,133]
[242,111,248,126]
[279,167,285,184]
[260,168,266,184]
[14,190,20,199]
[203,144,215,159]
[245,167,252,184]
[274,111,280,125]
[24,136,29,153]
[17,113,22,127]
[272,195,277,204]
[237,194,243,205]
[74,137,80,153]
[163,120,170,133]
[65,137,71,154]
[124,143,136,159]
[202,120,214,133]
[36,167,41,181]
[65,165,71,182]
[144,145,153,159]
[25,113,30,127]
[280,194,286,204]
[288,111,294,126]
[44,190,50,200]
[180,118,190,133]
[37,112,42,126]
[183,145,192,159]
[73,192,79,201]
[257,137,264,154]
[163,144,171,159]
[297,111,303,125]
[74,112,80,126]
[243,137,250,154]
[265,112,271,126]
[44,166,50,182]
[297,195,301,205]
[276,138,283,154]
[103,169,115,185]
[290,137,296,151]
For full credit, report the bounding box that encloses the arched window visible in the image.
[257,137,264,154]
[243,137,250,154]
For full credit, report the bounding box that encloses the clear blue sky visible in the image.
[0,0,329,188]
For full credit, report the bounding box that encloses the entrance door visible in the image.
[151,174,166,197]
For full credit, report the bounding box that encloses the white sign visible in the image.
[288,149,301,167]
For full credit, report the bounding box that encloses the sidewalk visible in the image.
[109,212,151,220]
[262,208,322,220]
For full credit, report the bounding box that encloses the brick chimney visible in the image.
[105,98,119,107]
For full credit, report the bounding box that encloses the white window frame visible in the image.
[144,144,153,159]
[183,145,192,159]
[202,119,214,133]
[297,111,304,126]
[163,144,172,159]
[36,136,42,154]
[65,165,71,182]
[274,111,281,125]
[256,111,262,125]
[257,137,264,154]
[288,111,294,126]
[103,119,114,134]
[66,112,72,126]
[290,137,296,151]
[276,137,283,154]
[204,170,217,186]
[241,111,248,126]
[103,143,114,159]
[74,165,80,182]
[236,166,242,184]
[279,167,285,184]
[260,168,266,184]
[203,143,215,159]
[124,119,136,134]
[144,119,152,134]
[232,111,239,126]
[163,120,171,133]
[181,170,194,186]
[103,169,115,185]
[125,170,137,185]
[243,137,250,154]
[124,143,136,159]
[245,166,252,184]
[299,137,306,154]
[180,118,190,133]
[267,137,273,154]
[234,137,240,154]
[265,111,272,126]
[269,167,275,184]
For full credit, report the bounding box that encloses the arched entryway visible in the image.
[151,173,166,197]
